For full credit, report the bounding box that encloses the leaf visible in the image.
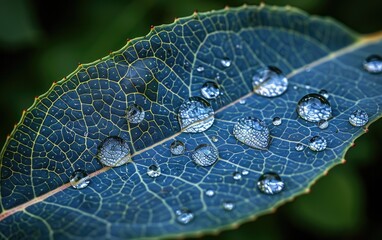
[1,4,382,239]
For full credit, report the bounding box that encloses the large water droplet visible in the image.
[296,93,332,122]
[252,66,288,97]
[147,164,161,178]
[191,144,218,167]
[70,169,90,189]
[257,172,285,195]
[176,209,194,225]
[363,55,382,73]
[221,58,232,68]
[308,136,327,151]
[233,117,270,150]
[178,97,214,133]
[97,136,131,167]
[295,143,304,151]
[233,171,242,180]
[318,89,329,99]
[205,189,215,197]
[317,119,329,129]
[201,82,220,100]
[222,201,235,211]
[272,117,282,126]
[170,140,185,155]
[349,110,369,127]
[126,104,145,124]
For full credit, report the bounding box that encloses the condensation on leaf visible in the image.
[178,97,215,133]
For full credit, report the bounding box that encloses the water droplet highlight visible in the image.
[211,136,218,142]
[70,169,90,189]
[233,171,242,180]
[97,136,131,167]
[126,104,145,124]
[318,89,329,99]
[308,136,327,151]
[170,140,185,155]
[205,189,215,197]
[257,172,285,195]
[242,170,249,176]
[349,110,369,127]
[191,144,218,167]
[272,117,282,126]
[317,119,329,129]
[295,143,304,151]
[196,66,204,72]
[221,58,231,68]
[176,209,194,225]
[178,97,214,133]
[239,99,246,105]
[222,201,235,211]
[252,66,288,97]
[296,93,332,122]
[363,55,382,73]
[147,164,161,178]
[201,82,220,100]
[233,117,270,150]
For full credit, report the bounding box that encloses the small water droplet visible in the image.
[222,201,235,211]
[211,136,218,142]
[233,117,270,149]
[295,143,304,151]
[233,171,242,180]
[176,209,194,225]
[221,58,232,68]
[147,164,161,178]
[178,97,214,133]
[272,117,282,126]
[201,82,220,100]
[318,89,329,99]
[349,110,369,127]
[296,93,332,122]
[126,104,145,124]
[363,54,382,73]
[70,169,90,189]
[252,66,288,97]
[239,99,246,105]
[170,140,185,155]
[308,136,327,151]
[257,172,285,195]
[205,189,215,197]
[191,144,219,167]
[97,136,131,167]
[317,119,329,129]
[196,66,205,72]
[235,44,242,49]
[242,170,249,176]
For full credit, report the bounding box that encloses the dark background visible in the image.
[1,0,381,239]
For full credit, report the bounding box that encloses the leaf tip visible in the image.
[341,159,347,164]
[364,128,369,133]
[224,5,230,10]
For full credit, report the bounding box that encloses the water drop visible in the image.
[147,164,161,178]
[239,99,246,105]
[272,117,282,126]
[201,82,220,100]
[176,209,194,225]
[293,86,298,90]
[349,110,369,127]
[317,119,329,129]
[211,136,218,142]
[318,89,329,99]
[170,140,185,155]
[233,171,242,180]
[252,66,288,97]
[97,136,131,167]
[178,97,214,133]
[363,54,382,73]
[295,143,304,151]
[296,93,332,122]
[222,201,235,211]
[205,189,215,197]
[221,58,232,68]
[191,144,218,167]
[233,117,270,150]
[196,66,205,72]
[257,172,285,195]
[70,169,90,189]
[308,136,327,151]
[242,170,249,176]
[126,104,145,124]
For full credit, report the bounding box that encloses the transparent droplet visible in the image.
[70,169,90,189]
[205,189,215,197]
[170,140,185,155]
[147,164,161,178]
[272,117,282,126]
[257,172,285,195]
[221,58,232,68]
[242,170,249,176]
[196,66,205,72]
[178,97,215,133]
[363,54,382,73]
[318,89,329,99]
[201,82,220,100]
[349,110,369,127]
[233,171,242,180]
[222,201,235,211]
[176,209,194,225]
[317,119,329,129]
[233,117,270,150]
[239,99,246,105]
[191,144,218,167]
[296,93,332,122]
[211,136,218,142]
[308,136,327,152]
[252,66,288,97]
[295,143,304,151]
[97,136,131,167]
[126,104,145,124]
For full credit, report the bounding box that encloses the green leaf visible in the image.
[1,4,382,239]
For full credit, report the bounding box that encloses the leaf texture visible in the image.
[1,4,382,239]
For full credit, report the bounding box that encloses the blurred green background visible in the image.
[1,0,382,239]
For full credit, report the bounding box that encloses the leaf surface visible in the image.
[1,5,382,239]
